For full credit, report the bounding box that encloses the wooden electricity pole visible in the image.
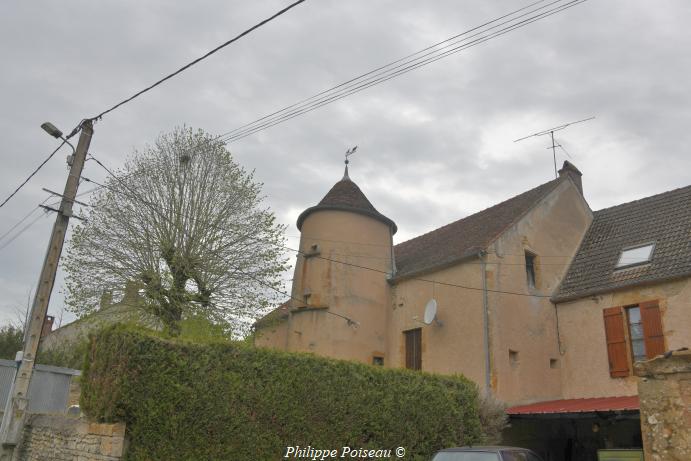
[0,120,93,457]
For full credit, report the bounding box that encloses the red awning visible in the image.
[506,396,639,415]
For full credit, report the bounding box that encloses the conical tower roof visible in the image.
[296,169,397,234]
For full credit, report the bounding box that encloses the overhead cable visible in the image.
[221,0,588,142]
[0,140,68,209]
[88,0,307,122]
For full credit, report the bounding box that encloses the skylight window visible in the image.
[616,244,654,268]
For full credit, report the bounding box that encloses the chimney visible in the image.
[558,160,583,195]
[100,291,113,310]
[40,315,55,338]
[123,280,142,305]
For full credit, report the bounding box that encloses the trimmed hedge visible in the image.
[82,326,483,460]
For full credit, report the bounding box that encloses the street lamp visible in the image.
[41,122,76,164]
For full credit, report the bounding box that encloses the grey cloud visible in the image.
[1,0,689,325]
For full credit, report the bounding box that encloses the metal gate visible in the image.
[0,359,80,414]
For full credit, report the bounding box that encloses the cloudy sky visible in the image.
[1,0,689,326]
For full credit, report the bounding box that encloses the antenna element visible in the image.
[514,116,595,178]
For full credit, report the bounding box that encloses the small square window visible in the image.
[525,252,536,288]
[372,356,384,366]
[509,349,519,366]
[550,358,559,369]
[617,244,654,268]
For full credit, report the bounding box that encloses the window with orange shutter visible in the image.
[640,300,665,359]
[603,301,666,378]
[603,306,630,378]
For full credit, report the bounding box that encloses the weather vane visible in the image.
[342,146,357,180]
[345,146,357,165]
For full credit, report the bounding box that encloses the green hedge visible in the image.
[82,326,483,460]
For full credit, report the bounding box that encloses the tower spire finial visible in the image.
[343,146,357,180]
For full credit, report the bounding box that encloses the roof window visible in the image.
[616,243,654,268]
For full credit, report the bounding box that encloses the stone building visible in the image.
[255,160,691,460]
[40,282,157,354]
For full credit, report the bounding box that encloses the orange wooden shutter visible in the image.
[640,300,666,359]
[603,306,630,378]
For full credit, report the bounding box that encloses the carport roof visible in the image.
[506,396,639,415]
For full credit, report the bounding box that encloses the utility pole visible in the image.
[0,120,93,458]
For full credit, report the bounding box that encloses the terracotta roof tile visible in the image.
[393,178,562,278]
[553,185,691,302]
[254,301,290,327]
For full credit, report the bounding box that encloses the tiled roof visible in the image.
[254,301,290,327]
[393,178,563,279]
[554,185,691,302]
[296,173,397,233]
[507,396,639,415]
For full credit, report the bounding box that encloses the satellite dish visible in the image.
[423,299,438,325]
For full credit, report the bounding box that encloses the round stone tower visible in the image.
[287,164,397,364]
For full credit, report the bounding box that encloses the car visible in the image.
[431,446,544,461]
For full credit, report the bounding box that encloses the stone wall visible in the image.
[16,414,125,461]
[635,350,691,461]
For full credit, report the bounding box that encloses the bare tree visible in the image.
[64,127,288,336]
[9,287,32,334]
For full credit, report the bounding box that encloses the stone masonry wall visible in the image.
[16,414,125,461]
[635,350,691,461]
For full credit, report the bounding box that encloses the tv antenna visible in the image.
[514,116,595,178]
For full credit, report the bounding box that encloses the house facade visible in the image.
[255,161,691,460]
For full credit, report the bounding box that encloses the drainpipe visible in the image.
[389,225,396,278]
[479,250,491,396]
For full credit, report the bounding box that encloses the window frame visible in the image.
[404,328,422,370]
[616,242,655,269]
[603,300,666,378]
[625,305,647,363]
[524,251,537,288]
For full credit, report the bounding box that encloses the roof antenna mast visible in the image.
[343,145,357,179]
[514,116,595,178]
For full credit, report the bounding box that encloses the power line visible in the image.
[0,192,86,251]
[0,209,51,252]
[0,139,68,209]
[223,0,576,142]
[0,202,47,244]
[89,0,307,122]
[86,158,554,299]
[222,0,551,140]
[220,0,588,143]
[64,1,585,190]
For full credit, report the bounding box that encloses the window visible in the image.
[602,301,665,377]
[372,356,384,366]
[524,252,536,288]
[616,243,654,268]
[404,328,422,370]
[509,349,519,367]
[550,358,559,369]
[626,307,646,362]
[302,289,311,306]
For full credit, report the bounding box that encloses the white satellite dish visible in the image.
[423,299,438,325]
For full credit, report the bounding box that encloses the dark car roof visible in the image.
[437,446,535,453]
